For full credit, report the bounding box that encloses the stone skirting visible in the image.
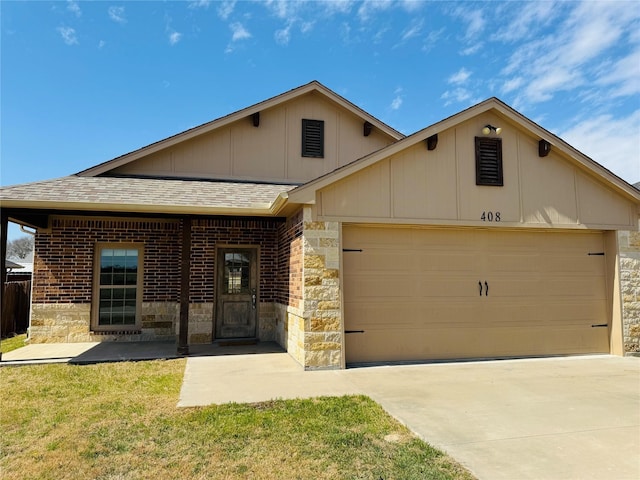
[274,302,305,366]
[29,302,179,343]
[28,301,277,345]
[619,230,640,356]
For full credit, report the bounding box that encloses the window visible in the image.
[223,252,251,294]
[302,119,324,158]
[475,137,503,186]
[93,244,143,331]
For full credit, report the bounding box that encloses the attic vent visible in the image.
[302,119,324,158]
[475,137,503,186]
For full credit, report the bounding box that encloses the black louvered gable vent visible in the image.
[302,119,324,158]
[475,137,503,186]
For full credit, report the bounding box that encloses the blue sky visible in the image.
[1,1,639,238]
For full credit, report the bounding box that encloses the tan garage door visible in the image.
[343,226,610,363]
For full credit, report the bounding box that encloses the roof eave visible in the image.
[0,199,280,217]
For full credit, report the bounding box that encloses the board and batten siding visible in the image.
[111,92,396,185]
[317,113,637,230]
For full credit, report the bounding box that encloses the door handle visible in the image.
[251,290,256,309]
[479,281,483,296]
[485,281,489,296]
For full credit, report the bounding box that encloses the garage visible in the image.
[343,225,610,363]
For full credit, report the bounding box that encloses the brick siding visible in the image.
[276,209,303,309]
[33,218,181,304]
[33,215,291,306]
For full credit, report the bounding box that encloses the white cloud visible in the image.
[67,0,81,17]
[452,6,485,41]
[441,88,472,106]
[358,0,393,22]
[230,22,251,42]
[491,2,555,42]
[460,43,481,56]
[108,6,126,24]
[560,110,640,183]
[217,1,235,20]
[500,1,640,108]
[265,0,296,20]
[448,67,471,85]
[501,77,524,94]
[168,31,182,46]
[275,23,292,45]
[300,21,314,34]
[401,18,423,41]
[322,0,354,15]
[189,0,211,9]
[226,22,251,52]
[595,47,640,98]
[390,96,403,110]
[57,26,78,45]
[98,40,106,49]
[390,87,404,110]
[421,27,444,53]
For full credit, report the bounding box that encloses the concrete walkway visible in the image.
[180,353,640,480]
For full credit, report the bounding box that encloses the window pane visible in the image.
[97,248,140,327]
[224,251,251,294]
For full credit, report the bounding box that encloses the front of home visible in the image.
[2,81,639,369]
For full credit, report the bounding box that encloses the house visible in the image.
[1,81,639,369]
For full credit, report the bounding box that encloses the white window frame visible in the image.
[92,243,144,332]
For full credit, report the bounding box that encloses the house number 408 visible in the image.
[481,211,501,222]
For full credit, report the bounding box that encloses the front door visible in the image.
[215,247,258,339]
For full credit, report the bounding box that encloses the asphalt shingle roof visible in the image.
[0,176,296,212]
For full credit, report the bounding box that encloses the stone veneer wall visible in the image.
[31,302,179,343]
[619,228,640,356]
[299,207,343,369]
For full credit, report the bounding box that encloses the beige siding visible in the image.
[112,92,395,184]
[343,226,610,363]
[318,113,636,230]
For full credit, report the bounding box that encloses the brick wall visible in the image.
[190,218,281,303]
[276,209,303,309]
[33,217,181,304]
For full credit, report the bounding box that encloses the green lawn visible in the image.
[0,333,27,354]
[0,360,475,480]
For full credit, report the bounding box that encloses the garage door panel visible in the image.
[346,325,609,363]
[482,299,607,325]
[344,226,609,363]
[488,276,606,298]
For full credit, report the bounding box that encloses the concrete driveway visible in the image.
[180,354,640,480]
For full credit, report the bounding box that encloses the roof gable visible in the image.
[289,97,640,205]
[78,81,404,180]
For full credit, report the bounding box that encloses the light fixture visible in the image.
[539,139,551,157]
[482,124,502,135]
[426,133,438,151]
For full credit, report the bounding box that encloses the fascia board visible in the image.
[0,199,278,217]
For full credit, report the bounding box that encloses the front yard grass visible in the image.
[1,360,475,480]
[0,333,27,354]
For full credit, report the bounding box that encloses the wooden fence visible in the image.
[1,280,31,337]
